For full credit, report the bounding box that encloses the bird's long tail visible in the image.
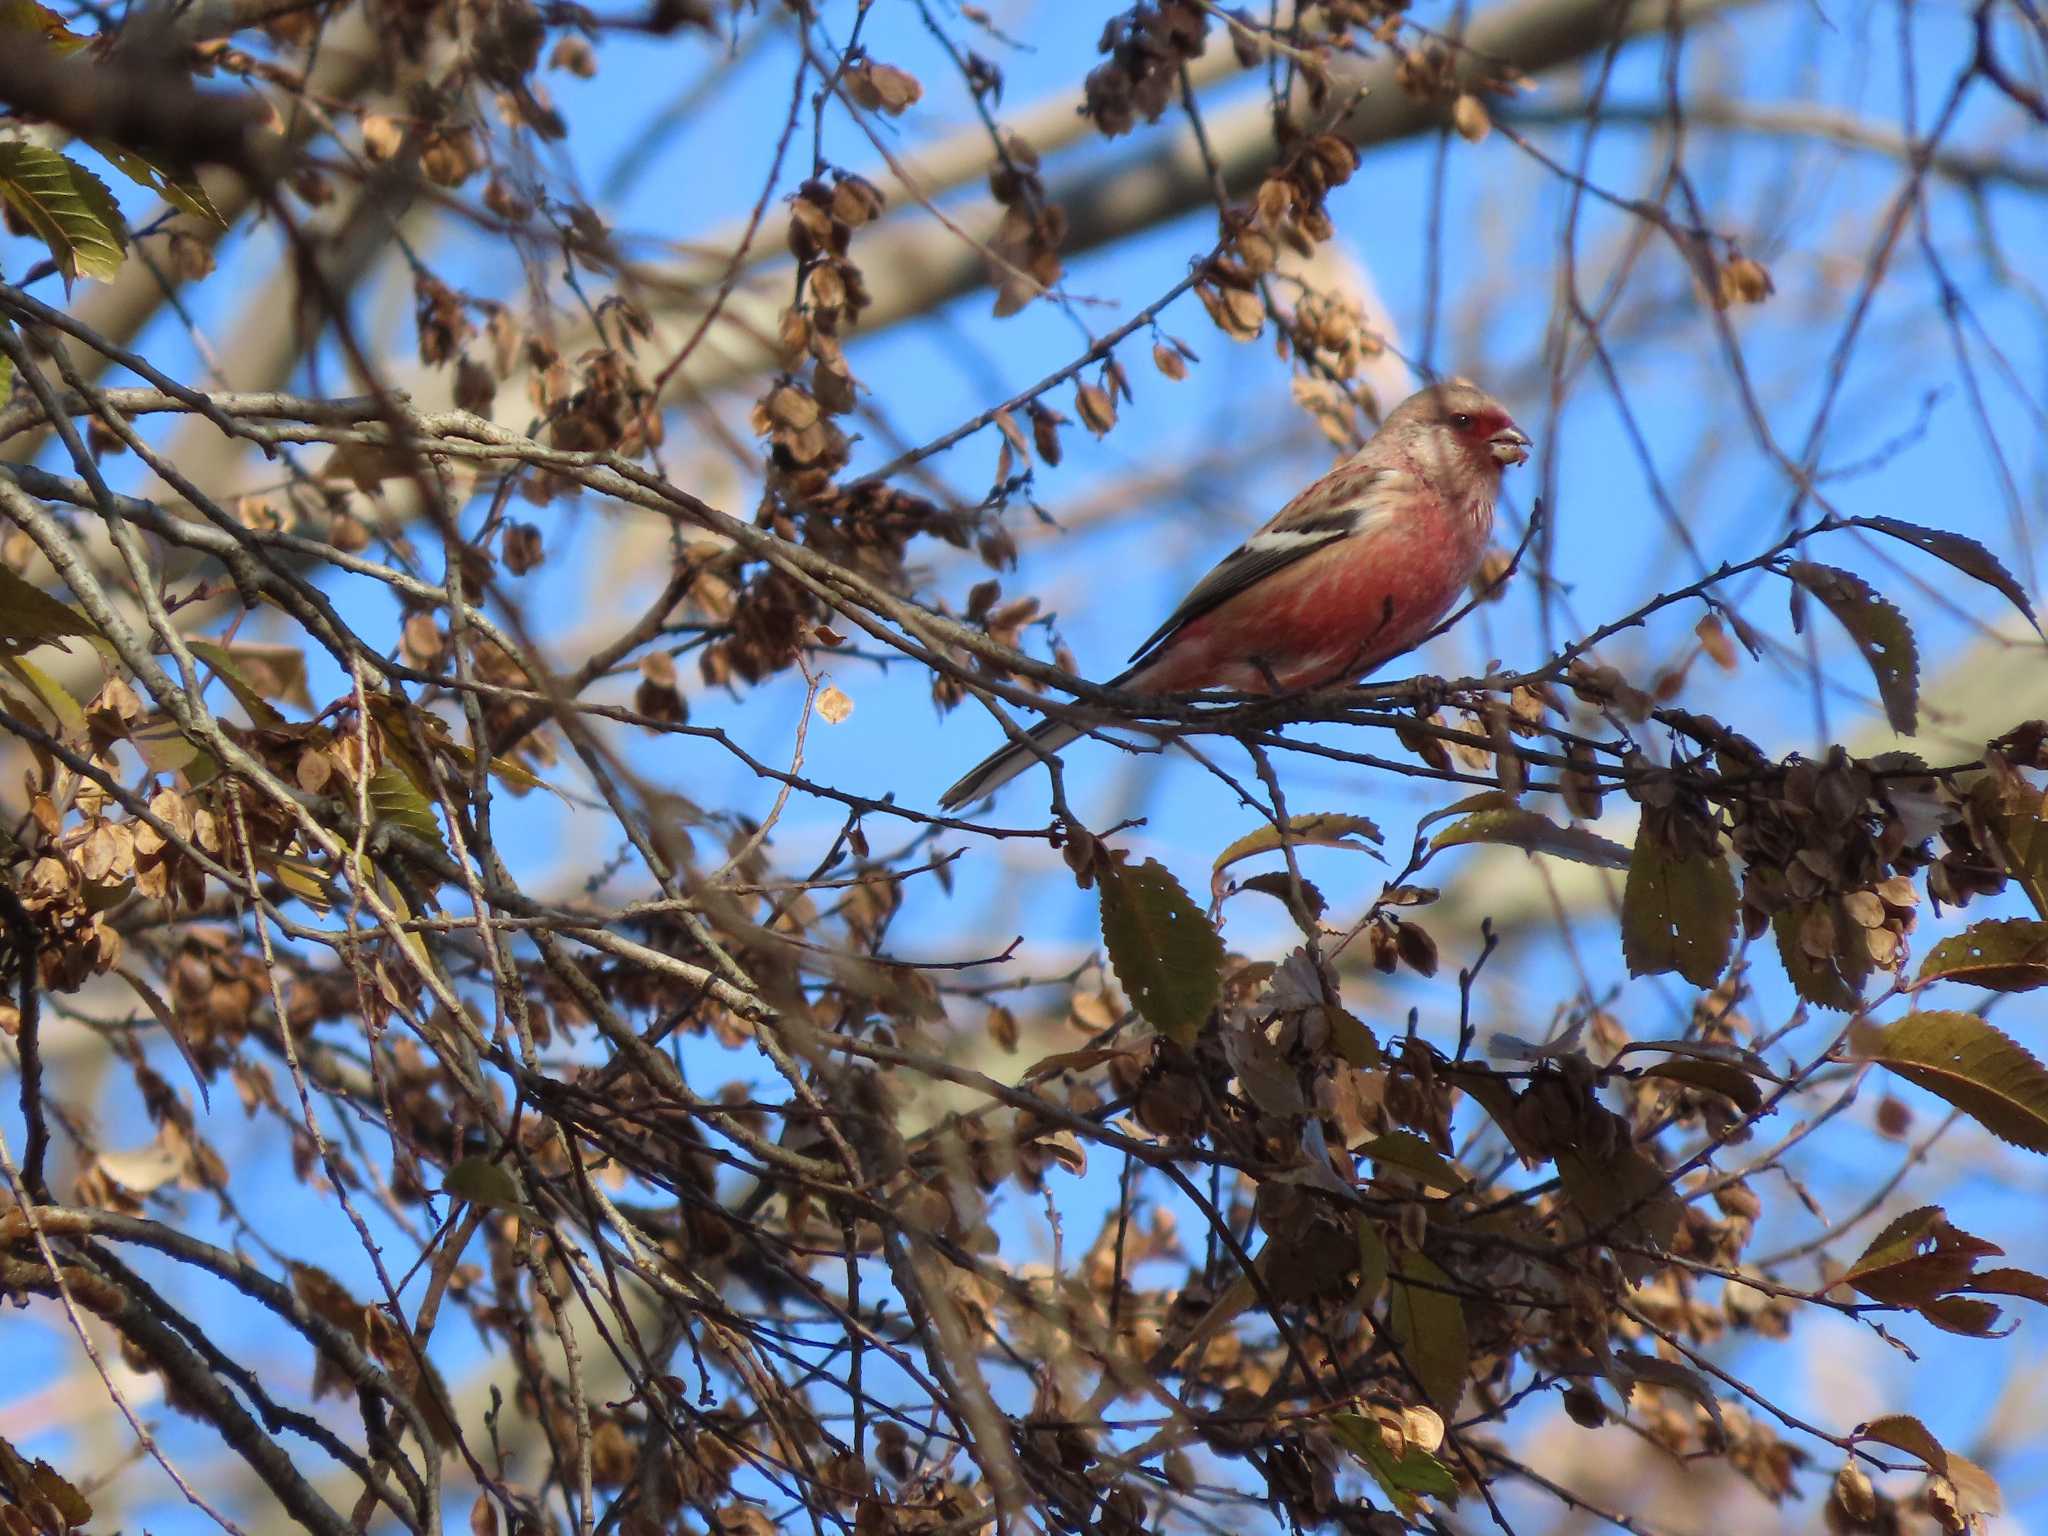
[938,715,1088,810]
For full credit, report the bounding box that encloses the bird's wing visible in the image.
[1126,465,1417,666]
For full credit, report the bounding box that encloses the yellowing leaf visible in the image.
[0,142,127,284]
[1621,823,1736,987]
[1098,856,1223,1046]
[1785,561,1918,736]
[1328,1411,1458,1516]
[367,762,447,852]
[1387,1251,1468,1414]
[1211,812,1382,900]
[87,139,226,227]
[1428,807,1628,869]
[0,654,86,739]
[1358,1131,1466,1191]
[1855,1011,2048,1154]
[186,640,288,728]
[1916,918,2048,993]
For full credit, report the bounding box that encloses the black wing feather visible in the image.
[1124,501,1372,666]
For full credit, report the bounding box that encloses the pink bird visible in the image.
[939,381,1530,808]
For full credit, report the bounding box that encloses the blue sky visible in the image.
[5,0,2048,1529]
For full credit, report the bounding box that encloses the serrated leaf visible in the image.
[1784,561,1918,735]
[1098,856,1223,1046]
[1387,1252,1468,1414]
[88,139,226,227]
[1358,1130,1466,1191]
[1960,1266,2048,1305]
[1621,822,1736,987]
[1772,901,1865,1011]
[1920,1295,2006,1336]
[1428,807,1629,869]
[1854,1010,2048,1153]
[1848,516,2039,637]
[0,565,99,654]
[1212,812,1381,894]
[186,640,288,728]
[0,142,127,284]
[367,762,447,852]
[0,1433,93,1528]
[1852,1413,1948,1475]
[0,655,85,739]
[271,853,336,912]
[1556,1144,1682,1278]
[1844,1206,1999,1306]
[1976,784,2048,921]
[1916,918,2048,993]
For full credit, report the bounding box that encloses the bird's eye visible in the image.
[1450,413,1473,430]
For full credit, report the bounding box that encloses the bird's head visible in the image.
[1388,381,1532,476]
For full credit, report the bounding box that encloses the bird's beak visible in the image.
[1489,425,1532,467]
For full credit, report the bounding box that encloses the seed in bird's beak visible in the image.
[1489,426,1532,467]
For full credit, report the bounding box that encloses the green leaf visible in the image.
[1847,516,2039,638]
[1328,1412,1457,1515]
[1328,1007,1380,1068]
[1975,783,2048,921]
[1211,812,1381,894]
[1621,822,1736,987]
[1916,918,2048,993]
[0,565,99,654]
[1098,856,1223,1046]
[87,140,225,227]
[186,640,288,728]
[1387,1251,1469,1414]
[1854,1011,2048,1154]
[367,762,448,853]
[1556,1144,1682,1279]
[1358,1130,1467,1191]
[1428,807,1629,869]
[0,0,90,52]
[1356,1217,1389,1308]
[0,142,127,285]
[1784,561,1918,736]
[1772,901,1866,1011]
